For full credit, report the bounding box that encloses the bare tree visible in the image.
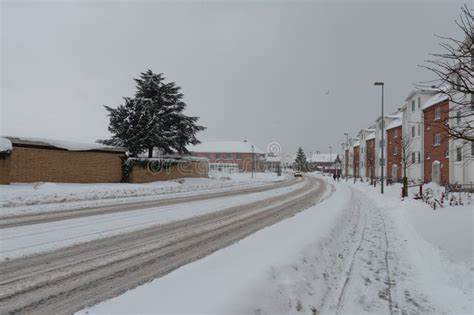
[420,4,473,142]
[394,134,416,197]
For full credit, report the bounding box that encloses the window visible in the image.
[445,150,449,159]
[472,142,474,156]
[434,134,441,146]
[456,111,461,125]
[417,152,421,163]
[456,147,462,161]
[434,107,441,120]
[411,152,416,164]
[379,158,385,166]
[394,129,398,138]
[236,153,242,159]
[379,139,384,148]
[411,100,415,111]
[394,146,398,155]
[411,126,415,137]
[418,97,421,109]
[417,124,421,136]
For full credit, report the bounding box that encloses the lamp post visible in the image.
[344,133,349,180]
[374,82,385,194]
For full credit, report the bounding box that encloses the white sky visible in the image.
[1,0,466,156]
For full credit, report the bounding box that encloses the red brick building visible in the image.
[353,145,360,178]
[366,137,375,179]
[386,125,402,181]
[423,97,450,184]
[189,141,266,172]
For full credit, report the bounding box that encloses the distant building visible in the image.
[189,141,265,172]
[386,116,402,182]
[307,153,341,174]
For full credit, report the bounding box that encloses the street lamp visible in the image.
[374,82,384,194]
[344,133,349,180]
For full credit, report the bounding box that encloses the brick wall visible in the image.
[9,146,123,183]
[353,146,360,178]
[129,161,209,183]
[0,157,11,184]
[366,139,375,178]
[387,126,402,181]
[423,100,450,184]
[193,152,265,172]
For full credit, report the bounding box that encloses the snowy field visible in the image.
[0,172,288,216]
[80,174,473,314]
[0,178,305,261]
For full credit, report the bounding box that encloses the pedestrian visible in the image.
[337,173,341,181]
[333,172,337,181]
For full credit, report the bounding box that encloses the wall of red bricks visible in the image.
[387,126,402,180]
[423,100,449,184]
[353,146,360,178]
[0,158,11,184]
[8,146,124,183]
[366,139,375,178]
[193,152,265,172]
[129,161,209,183]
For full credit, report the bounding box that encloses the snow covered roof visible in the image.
[422,93,449,110]
[386,113,402,130]
[405,88,438,101]
[188,141,264,154]
[5,136,126,153]
[366,132,376,140]
[353,140,360,147]
[0,137,12,153]
[307,153,339,163]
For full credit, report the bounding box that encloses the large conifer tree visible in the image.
[295,147,307,171]
[99,70,205,156]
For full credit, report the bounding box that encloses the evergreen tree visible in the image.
[99,70,205,156]
[295,147,307,171]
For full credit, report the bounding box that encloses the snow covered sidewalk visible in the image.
[0,172,287,216]
[80,175,473,314]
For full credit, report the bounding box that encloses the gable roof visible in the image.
[188,141,265,154]
[422,92,449,110]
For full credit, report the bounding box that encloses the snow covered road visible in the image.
[0,176,328,314]
[81,176,472,315]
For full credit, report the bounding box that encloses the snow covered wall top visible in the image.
[4,136,126,153]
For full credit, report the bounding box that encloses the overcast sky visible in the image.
[1,0,466,156]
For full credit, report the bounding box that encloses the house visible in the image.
[386,115,402,181]
[422,93,450,185]
[357,128,375,180]
[353,141,360,178]
[189,141,266,173]
[365,131,376,179]
[307,153,341,174]
[374,113,401,179]
[401,89,437,183]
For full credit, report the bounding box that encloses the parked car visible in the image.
[294,171,302,177]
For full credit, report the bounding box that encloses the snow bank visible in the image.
[0,173,288,216]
